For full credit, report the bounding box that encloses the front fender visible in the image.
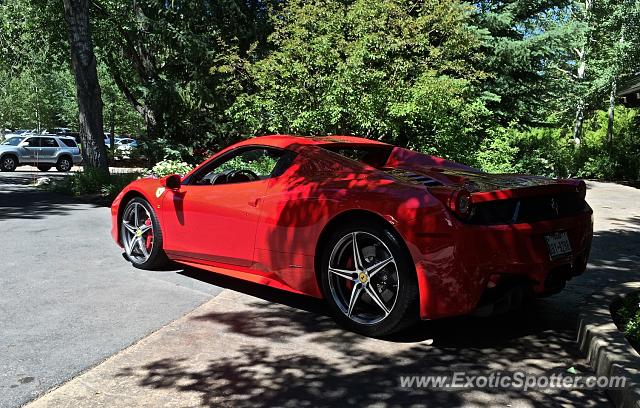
[110,178,161,245]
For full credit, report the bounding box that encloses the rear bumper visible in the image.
[406,208,593,319]
[72,154,83,165]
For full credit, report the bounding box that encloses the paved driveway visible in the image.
[2,172,640,407]
[0,171,222,408]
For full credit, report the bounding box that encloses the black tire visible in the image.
[37,165,52,172]
[120,197,169,270]
[1,154,17,172]
[320,221,418,337]
[56,156,72,172]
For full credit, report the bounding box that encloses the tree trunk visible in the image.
[572,0,593,146]
[607,78,616,148]
[109,102,115,157]
[572,47,586,146]
[573,100,585,146]
[62,0,108,172]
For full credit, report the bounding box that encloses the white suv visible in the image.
[0,135,83,172]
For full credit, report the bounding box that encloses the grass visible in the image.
[44,168,142,204]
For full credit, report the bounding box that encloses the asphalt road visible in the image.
[0,170,223,408]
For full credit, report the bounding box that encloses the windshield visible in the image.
[2,137,24,146]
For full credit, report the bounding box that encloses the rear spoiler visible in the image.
[470,180,586,203]
[428,180,586,219]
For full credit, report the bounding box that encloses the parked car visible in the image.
[44,128,73,135]
[0,135,82,172]
[104,136,138,150]
[104,136,118,147]
[116,137,138,148]
[111,135,593,336]
[5,129,36,138]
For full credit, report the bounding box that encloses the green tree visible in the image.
[473,0,588,128]
[89,0,280,159]
[231,0,489,163]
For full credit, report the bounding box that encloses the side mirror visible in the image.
[160,174,182,190]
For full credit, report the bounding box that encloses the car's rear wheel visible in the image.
[56,156,72,172]
[1,155,17,172]
[320,222,418,337]
[120,197,169,270]
[37,165,52,172]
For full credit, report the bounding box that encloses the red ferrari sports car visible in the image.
[111,135,593,336]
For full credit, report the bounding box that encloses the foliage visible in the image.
[0,0,144,135]
[89,0,280,152]
[100,172,144,199]
[477,125,574,177]
[231,0,489,164]
[1,0,640,180]
[218,155,278,176]
[578,107,640,180]
[473,0,587,126]
[615,293,640,346]
[477,106,640,180]
[46,168,141,202]
[147,159,194,177]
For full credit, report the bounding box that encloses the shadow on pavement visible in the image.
[117,217,640,406]
[0,184,98,220]
[116,295,605,406]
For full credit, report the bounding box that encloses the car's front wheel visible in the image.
[320,222,418,337]
[120,197,169,270]
[1,155,17,172]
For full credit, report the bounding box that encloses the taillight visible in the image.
[430,187,473,220]
[451,189,473,219]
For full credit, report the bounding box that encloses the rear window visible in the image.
[322,145,393,168]
[60,138,77,147]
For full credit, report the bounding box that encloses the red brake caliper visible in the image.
[345,257,355,290]
[145,219,153,249]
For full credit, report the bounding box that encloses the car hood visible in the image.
[0,145,18,152]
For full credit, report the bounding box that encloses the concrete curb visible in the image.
[577,281,640,408]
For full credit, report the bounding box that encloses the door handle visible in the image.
[248,198,260,207]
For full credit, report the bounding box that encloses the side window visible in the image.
[191,147,296,186]
[60,139,77,147]
[23,137,41,147]
[41,137,58,148]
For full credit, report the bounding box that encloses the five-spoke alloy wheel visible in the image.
[321,222,418,336]
[120,197,168,269]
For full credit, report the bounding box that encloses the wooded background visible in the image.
[1,0,639,179]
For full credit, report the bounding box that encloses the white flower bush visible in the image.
[147,160,194,177]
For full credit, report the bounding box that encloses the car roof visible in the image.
[232,135,390,149]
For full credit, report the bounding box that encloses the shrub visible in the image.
[476,125,573,177]
[476,107,640,181]
[45,168,141,202]
[147,159,194,177]
[48,167,111,196]
[616,293,640,345]
[577,107,640,181]
[101,171,142,198]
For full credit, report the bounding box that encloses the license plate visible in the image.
[544,231,572,260]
